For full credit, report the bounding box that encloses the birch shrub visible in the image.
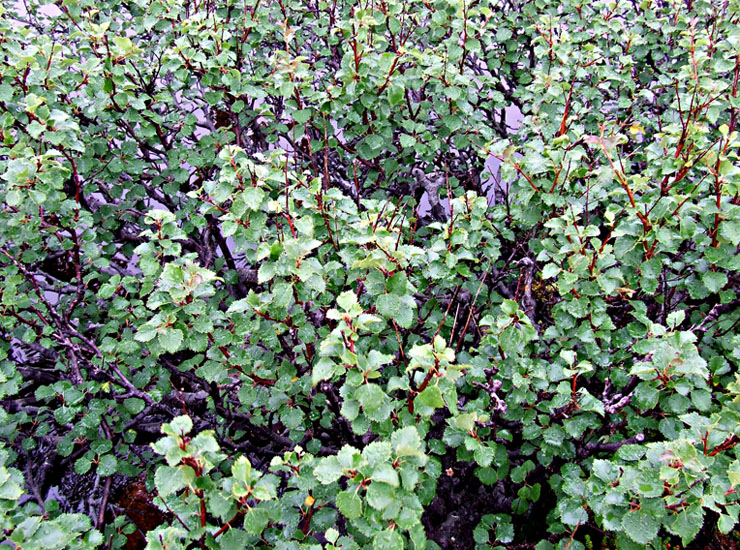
[1,0,740,548]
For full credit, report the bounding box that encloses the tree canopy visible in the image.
[1,0,740,548]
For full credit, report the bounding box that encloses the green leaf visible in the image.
[226,298,250,313]
[702,271,727,294]
[577,389,605,416]
[154,465,191,496]
[501,300,518,315]
[616,445,646,462]
[666,505,703,545]
[292,109,312,124]
[365,134,385,151]
[621,510,660,545]
[326,528,340,544]
[355,384,386,412]
[312,358,337,385]
[363,440,392,467]
[377,293,415,328]
[97,454,118,477]
[163,415,193,436]
[666,310,685,329]
[474,445,495,467]
[366,481,396,510]
[388,84,404,106]
[720,220,740,245]
[559,499,588,527]
[0,478,24,506]
[373,529,404,550]
[542,263,560,279]
[717,514,736,534]
[591,460,619,483]
[336,490,363,519]
[74,456,92,475]
[371,463,399,487]
[400,134,417,148]
[158,328,183,354]
[386,272,409,295]
[728,459,740,487]
[220,529,251,550]
[337,290,358,311]
[232,456,252,483]
[0,84,13,102]
[243,507,270,535]
[417,385,445,408]
[257,262,276,284]
[123,398,145,415]
[314,456,344,484]
[376,293,401,318]
[392,426,423,457]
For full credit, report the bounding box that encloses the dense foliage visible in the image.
[1,0,740,548]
